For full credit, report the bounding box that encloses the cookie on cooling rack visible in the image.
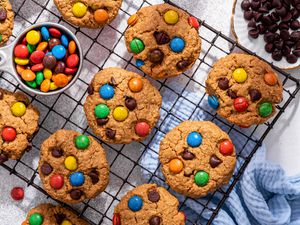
[205,53,283,127]
[22,203,88,225]
[159,121,236,198]
[38,129,109,204]
[113,184,186,225]
[83,67,162,144]
[0,88,39,163]
[54,0,122,28]
[0,0,14,46]
[125,4,201,79]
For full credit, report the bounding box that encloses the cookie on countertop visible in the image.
[0,88,39,163]
[38,129,109,204]
[22,203,88,225]
[54,0,122,28]
[0,0,14,46]
[159,121,236,198]
[113,184,185,225]
[84,67,162,144]
[125,3,201,79]
[206,53,283,127]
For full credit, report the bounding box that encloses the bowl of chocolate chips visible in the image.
[232,0,300,69]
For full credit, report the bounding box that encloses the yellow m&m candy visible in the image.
[11,102,26,117]
[61,220,72,225]
[164,10,179,25]
[113,106,128,122]
[233,68,247,83]
[72,2,87,18]
[64,156,77,171]
[43,68,52,79]
[26,30,40,45]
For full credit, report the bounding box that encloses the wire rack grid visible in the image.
[0,0,299,224]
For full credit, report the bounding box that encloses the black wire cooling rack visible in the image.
[0,0,299,224]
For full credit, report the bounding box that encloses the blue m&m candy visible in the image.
[136,59,145,68]
[61,34,69,48]
[41,27,50,41]
[208,96,219,109]
[69,172,85,187]
[128,195,143,212]
[187,131,202,147]
[170,37,185,53]
[100,84,115,100]
[52,45,66,60]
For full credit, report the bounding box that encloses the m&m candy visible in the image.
[75,135,90,149]
[11,187,24,201]
[130,38,145,54]
[219,140,234,155]
[64,156,77,171]
[128,77,143,92]
[100,84,115,100]
[72,2,87,18]
[50,174,64,189]
[234,97,249,112]
[1,127,17,142]
[128,195,143,212]
[95,104,110,119]
[113,106,128,122]
[187,131,202,147]
[94,9,109,24]
[170,37,185,53]
[259,102,273,117]
[208,96,219,109]
[169,158,184,174]
[135,122,150,137]
[233,68,247,83]
[69,172,85,187]
[11,102,26,117]
[29,213,43,225]
[164,10,179,25]
[194,171,209,186]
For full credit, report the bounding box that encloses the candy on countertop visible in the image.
[11,187,24,201]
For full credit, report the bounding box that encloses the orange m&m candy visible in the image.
[128,14,138,26]
[68,41,77,54]
[128,77,143,92]
[53,73,69,87]
[21,69,36,81]
[169,158,184,174]
[94,9,109,24]
[40,79,51,92]
[16,65,25,75]
[264,72,277,86]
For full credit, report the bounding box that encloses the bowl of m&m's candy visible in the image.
[11,22,82,95]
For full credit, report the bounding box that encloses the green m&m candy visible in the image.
[25,80,37,88]
[194,170,209,187]
[27,44,36,54]
[94,104,110,119]
[29,213,43,225]
[36,71,44,86]
[75,135,90,149]
[259,102,273,118]
[130,38,145,54]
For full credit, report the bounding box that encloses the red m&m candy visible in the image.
[11,187,24,201]
[233,97,248,112]
[49,28,61,38]
[50,174,64,189]
[113,214,121,225]
[219,140,234,155]
[14,44,29,59]
[66,54,79,68]
[1,127,17,142]
[135,122,150,137]
[188,16,200,29]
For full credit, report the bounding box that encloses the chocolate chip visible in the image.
[248,19,257,28]
[278,22,289,30]
[264,2,273,10]
[87,84,94,95]
[291,8,299,19]
[261,16,273,25]
[272,50,283,61]
[48,38,61,50]
[97,118,109,126]
[43,55,57,69]
[257,24,267,34]
[282,45,291,56]
[274,39,284,49]
[249,28,260,38]
[258,6,269,13]
[149,216,161,225]
[54,213,65,224]
[110,77,117,86]
[182,149,195,160]
[218,78,229,90]
[176,60,190,70]
[251,1,261,10]
[54,61,66,74]
[286,53,298,63]
[0,91,3,100]
[148,49,164,64]
[270,12,280,22]
[51,147,63,158]
[264,32,275,43]
[253,11,263,21]
[209,155,222,168]
[244,11,253,20]
[291,31,300,42]
[227,89,237,99]
[89,170,99,184]
[0,154,8,164]
[268,23,278,32]
[125,97,137,111]
[291,20,300,30]
[293,49,300,56]
[106,128,116,139]
[241,0,251,10]
[70,189,82,200]
[282,12,292,22]
[280,30,290,41]
[25,143,32,152]
[154,31,170,45]
[41,162,53,175]
[276,7,287,17]
[249,89,262,101]
[296,41,300,49]
[265,43,274,53]
[0,8,7,21]
[272,0,282,8]
[148,189,160,203]
[285,40,295,47]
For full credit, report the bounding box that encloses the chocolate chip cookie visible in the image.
[54,0,122,28]
[0,0,14,46]
[84,67,162,144]
[159,121,236,198]
[205,53,283,127]
[125,4,201,79]
[0,88,39,164]
[22,204,88,225]
[38,129,109,204]
[113,184,185,225]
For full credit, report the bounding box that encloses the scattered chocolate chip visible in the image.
[0,8,7,21]
[261,15,273,25]
[251,0,261,10]
[291,20,300,30]
[176,60,190,70]
[291,8,299,19]
[89,170,99,184]
[270,12,280,22]
[87,84,94,95]
[276,7,287,16]
[70,189,82,200]
[148,49,164,64]
[54,61,66,74]
[244,11,253,20]
[280,29,290,41]
[274,39,284,49]
[291,31,300,42]
[54,213,66,224]
[282,12,292,22]
[264,32,275,43]
[227,89,237,99]
[154,31,170,45]
[249,28,260,38]
[258,24,268,34]
[125,97,137,111]
[286,53,298,63]
[97,118,109,126]
[209,154,222,168]
[268,23,278,32]
[285,40,295,47]
[241,0,251,10]
[182,149,195,160]
[293,49,300,56]
[105,128,116,139]
[218,77,229,90]
[253,11,263,21]
[272,49,283,61]
[249,89,262,101]
[272,0,282,8]
[248,19,257,28]
[41,162,53,175]
[110,77,117,86]
[148,189,160,203]
[0,154,8,164]
[281,45,291,56]
[149,216,161,225]
[51,147,63,158]
[0,91,3,100]
[265,43,274,53]
[278,22,289,30]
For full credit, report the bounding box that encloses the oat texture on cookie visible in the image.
[38,129,109,204]
[84,67,162,144]
[0,0,14,45]
[113,184,186,225]
[54,0,122,28]
[206,53,283,127]
[22,203,88,225]
[125,4,201,79]
[0,88,39,163]
[159,121,236,198]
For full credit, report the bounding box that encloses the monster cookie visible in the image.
[0,0,13,45]
[113,184,185,225]
[125,4,201,79]
[54,0,122,28]
[0,88,39,163]
[159,121,236,198]
[206,53,283,127]
[22,204,88,225]
[84,67,162,144]
[38,129,109,204]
